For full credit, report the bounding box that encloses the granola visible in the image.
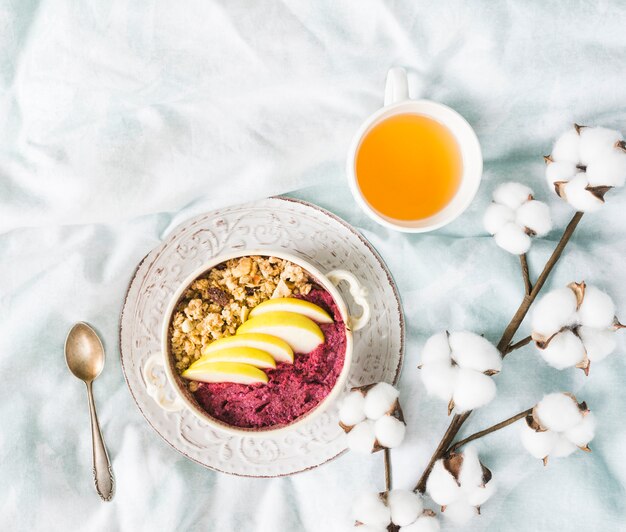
[170,256,313,374]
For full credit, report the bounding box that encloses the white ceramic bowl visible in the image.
[154,249,370,437]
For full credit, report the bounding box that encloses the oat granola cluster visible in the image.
[170,256,313,373]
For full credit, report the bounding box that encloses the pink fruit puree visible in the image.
[194,288,346,428]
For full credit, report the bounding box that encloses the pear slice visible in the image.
[182,361,268,385]
[201,333,294,364]
[194,346,276,369]
[249,297,333,324]
[237,311,325,354]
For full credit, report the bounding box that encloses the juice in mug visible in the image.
[355,113,463,221]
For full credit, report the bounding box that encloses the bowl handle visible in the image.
[327,270,371,331]
[142,352,186,412]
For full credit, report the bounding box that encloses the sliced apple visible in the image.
[201,333,294,364]
[249,297,333,324]
[236,311,325,354]
[182,361,268,385]
[193,346,276,369]
[192,347,276,369]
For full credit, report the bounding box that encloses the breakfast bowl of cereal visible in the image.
[151,250,370,437]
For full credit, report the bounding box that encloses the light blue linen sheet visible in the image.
[1,1,625,530]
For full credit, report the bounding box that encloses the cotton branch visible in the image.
[497,211,584,352]
[504,335,532,355]
[448,408,533,453]
[520,254,532,295]
[414,211,584,494]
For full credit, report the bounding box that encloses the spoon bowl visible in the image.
[65,322,105,382]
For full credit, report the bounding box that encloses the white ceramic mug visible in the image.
[347,67,483,233]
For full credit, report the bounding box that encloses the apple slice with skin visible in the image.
[249,297,333,324]
[182,361,268,385]
[237,311,325,354]
[193,346,276,369]
[201,333,294,364]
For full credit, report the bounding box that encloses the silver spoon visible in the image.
[65,322,115,501]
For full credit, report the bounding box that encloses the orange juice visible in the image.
[355,113,463,221]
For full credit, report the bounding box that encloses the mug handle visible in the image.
[142,352,186,412]
[327,270,371,332]
[384,67,409,106]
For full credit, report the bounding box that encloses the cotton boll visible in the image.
[457,449,495,506]
[346,420,376,454]
[579,126,623,165]
[442,501,478,525]
[387,490,423,527]
[452,369,497,412]
[457,447,484,488]
[531,287,578,337]
[421,362,458,401]
[363,382,400,420]
[421,332,451,364]
[550,435,578,457]
[535,393,583,432]
[586,150,626,187]
[400,515,440,532]
[578,326,617,362]
[578,286,616,329]
[493,182,534,210]
[562,173,604,212]
[426,459,462,506]
[449,331,502,372]
[353,492,391,528]
[551,128,581,164]
[374,415,406,448]
[483,203,515,235]
[546,160,577,187]
[515,200,552,236]
[520,422,558,459]
[494,222,531,255]
[339,391,366,426]
[465,480,495,507]
[564,413,596,447]
[538,330,586,370]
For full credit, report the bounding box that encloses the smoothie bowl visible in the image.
[153,250,370,437]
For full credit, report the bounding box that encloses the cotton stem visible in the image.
[448,408,533,453]
[520,254,532,295]
[384,448,392,493]
[505,335,532,354]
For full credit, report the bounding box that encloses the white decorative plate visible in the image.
[120,197,404,477]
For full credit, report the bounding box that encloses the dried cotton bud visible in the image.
[340,382,406,453]
[364,382,400,420]
[374,415,406,448]
[426,448,495,525]
[483,182,552,254]
[520,393,595,464]
[346,419,377,454]
[399,513,441,532]
[353,492,391,529]
[419,331,501,414]
[387,490,424,527]
[531,281,624,374]
[339,390,366,427]
[353,490,439,531]
[545,125,626,211]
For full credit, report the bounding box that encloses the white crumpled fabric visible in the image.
[1,1,625,531]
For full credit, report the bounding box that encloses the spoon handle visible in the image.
[86,382,115,501]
